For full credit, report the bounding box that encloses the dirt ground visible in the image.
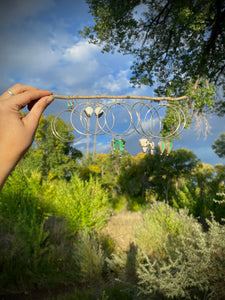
[101,210,144,252]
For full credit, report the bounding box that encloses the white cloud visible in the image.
[93,69,131,93]
[64,40,99,62]
[0,29,101,92]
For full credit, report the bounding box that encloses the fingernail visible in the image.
[46,95,54,104]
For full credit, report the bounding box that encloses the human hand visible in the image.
[0,84,54,189]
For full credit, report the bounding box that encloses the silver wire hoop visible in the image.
[97,101,135,137]
[51,96,187,146]
[51,109,83,143]
[144,103,181,138]
[132,101,160,138]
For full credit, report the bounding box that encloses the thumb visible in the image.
[24,95,54,132]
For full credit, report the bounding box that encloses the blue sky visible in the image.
[0,0,224,166]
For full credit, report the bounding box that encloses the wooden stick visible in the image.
[53,94,188,101]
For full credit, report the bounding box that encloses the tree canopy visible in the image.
[81,0,225,113]
[212,132,225,158]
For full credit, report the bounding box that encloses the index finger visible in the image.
[12,89,53,109]
[1,83,39,99]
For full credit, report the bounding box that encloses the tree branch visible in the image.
[53,94,188,101]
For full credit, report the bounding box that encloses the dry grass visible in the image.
[101,210,143,252]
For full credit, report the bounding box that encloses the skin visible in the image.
[0,84,54,190]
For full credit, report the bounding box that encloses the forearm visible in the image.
[0,152,21,190]
[0,144,23,191]
[0,139,25,191]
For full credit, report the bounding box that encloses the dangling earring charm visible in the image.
[67,100,74,110]
[158,140,165,155]
[158,140,173,155]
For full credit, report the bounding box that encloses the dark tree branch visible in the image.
[142,1,172,47]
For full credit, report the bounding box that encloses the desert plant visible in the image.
[135,202,192,259]
[205,216,225,299]
[135,203,225,299]
[72,229,105,285]
[106,203,225,299]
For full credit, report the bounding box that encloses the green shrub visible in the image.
[0,168,43,224]
[136,238,210,299]
[42,174,111,233]
[1,168,224,299]
[0,196,74,291]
